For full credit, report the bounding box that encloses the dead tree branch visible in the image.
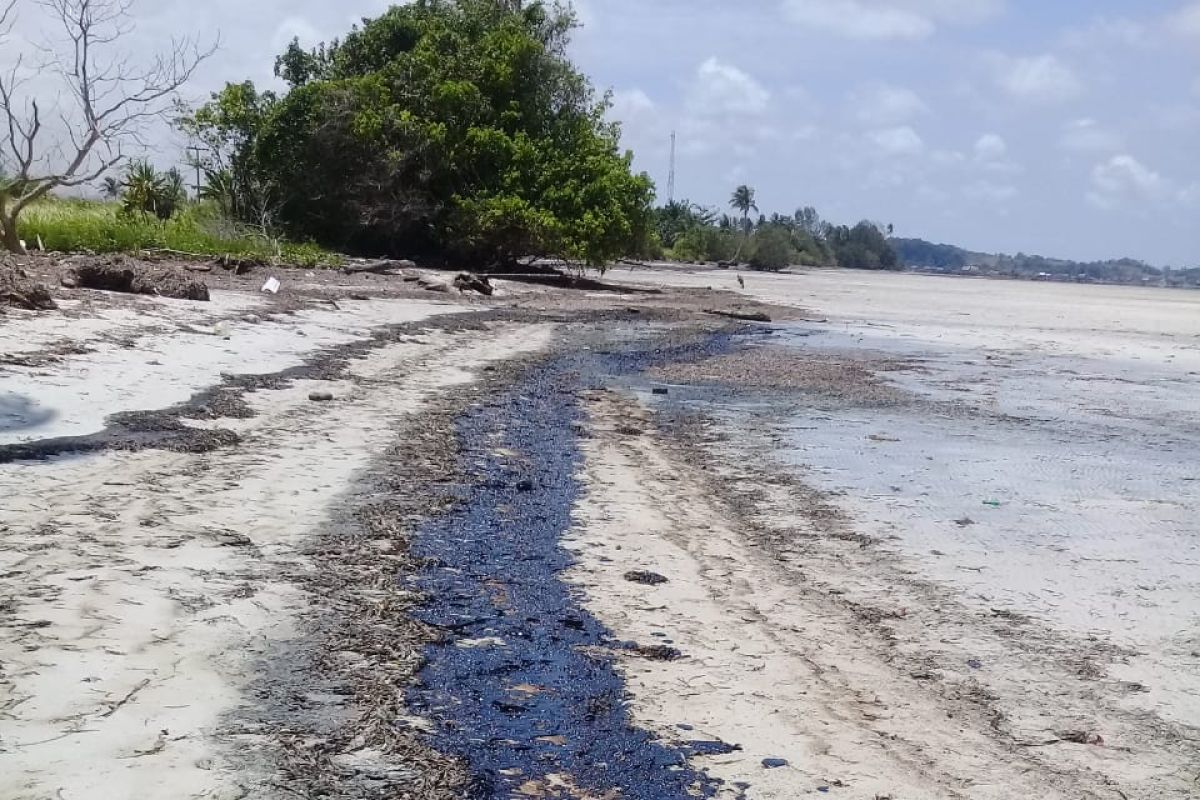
[0,0,215,252]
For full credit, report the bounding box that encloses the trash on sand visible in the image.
[308,391,335,402]
[652,387,670,395]
[982,500,1002,508]
[762,758,789,769]
[261,276,281,294]
[967,658,983,670]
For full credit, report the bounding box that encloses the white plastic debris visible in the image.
[261,276,281,294]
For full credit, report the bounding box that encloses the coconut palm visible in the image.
[729,185,757,259]
[729,185,757,233]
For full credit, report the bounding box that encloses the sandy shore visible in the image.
[1,261,1197,798]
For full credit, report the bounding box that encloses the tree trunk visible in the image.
[0,213,25,255]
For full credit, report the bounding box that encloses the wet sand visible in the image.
[568,267,1200,797]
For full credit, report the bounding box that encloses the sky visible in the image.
[2,0,1198,265]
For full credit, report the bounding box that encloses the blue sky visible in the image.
[570,0,1200,265]
[3,0,1198,264]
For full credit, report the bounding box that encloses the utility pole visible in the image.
[185,145,209,201]
[666,130,676,205]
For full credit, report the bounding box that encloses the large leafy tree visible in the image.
[185,0,653,268]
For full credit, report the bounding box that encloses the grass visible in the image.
[14,197,340,268]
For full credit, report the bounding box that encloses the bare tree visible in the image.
[0,0,214,253]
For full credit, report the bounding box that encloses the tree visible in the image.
[729,184,757,260]
[0,0,214,252]
[729,185,758,233]
[748,224,794,271]
[185,0,653,269]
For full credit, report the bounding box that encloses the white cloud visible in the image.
[687,57,770,115]
[782,1,931,40]
[869,126,925,156]
[993,54,1082,104]
[1169,3,1200,39]
[973,133,1007,161]
[1087,154,1166,209]
[852,83,928,125]
[965,180,1018,202]
[780,0,1002,41]
[1062,17,1148,49]
[1059,118,1122,154]
[610,88,656,120]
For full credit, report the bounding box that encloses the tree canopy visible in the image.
[183,0,653,268]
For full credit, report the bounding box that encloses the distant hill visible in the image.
[890,238,1199,287]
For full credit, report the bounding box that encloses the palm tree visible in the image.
[729,185,757,259]
[730,185,757,233]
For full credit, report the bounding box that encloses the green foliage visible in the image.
[655,190,896,271]
[671,225,737,263]
[16,197,338,267]
[729,185,758,224]
[184,0,653,268]
[654,200,715,249]
[827,221,899,270]
[117,160,188,221]
[747,225,795,271]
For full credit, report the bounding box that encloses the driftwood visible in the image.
[342,258,417,275]
[704,309,772,323]
[453,272,493,296]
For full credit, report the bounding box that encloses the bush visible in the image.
[748,226,796,271]
[16,197,339,267]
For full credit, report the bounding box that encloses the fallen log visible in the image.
[704,309,772,323]
[342,258,416,275]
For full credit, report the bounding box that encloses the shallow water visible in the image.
[755,323,1200,726]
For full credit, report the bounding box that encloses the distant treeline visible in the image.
[892,238,1199,286]
[651,194,899,272]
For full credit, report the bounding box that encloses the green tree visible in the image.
[729,185,758,233]
[184,0,653,269]
[748,224,795,271]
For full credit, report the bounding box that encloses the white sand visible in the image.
[0,296,552,800]
[0,293,462,444]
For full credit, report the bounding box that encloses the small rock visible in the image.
[308,391,335,402]
[762,758,789,769]
[651,387,670,396]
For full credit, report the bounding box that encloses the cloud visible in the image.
[687,57,770,116]
[1169,3,1200,39]
[851,83,928,125]
[1061,17,1148,50]
[780,0,1002,41]
[1059,118,1122,154]
[610,88,656,119]
[964,180,1018,202]
[869,126,925,156]
[973,133,1007,161]
[1087,154,1166,209]
[992,54,1082,103]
